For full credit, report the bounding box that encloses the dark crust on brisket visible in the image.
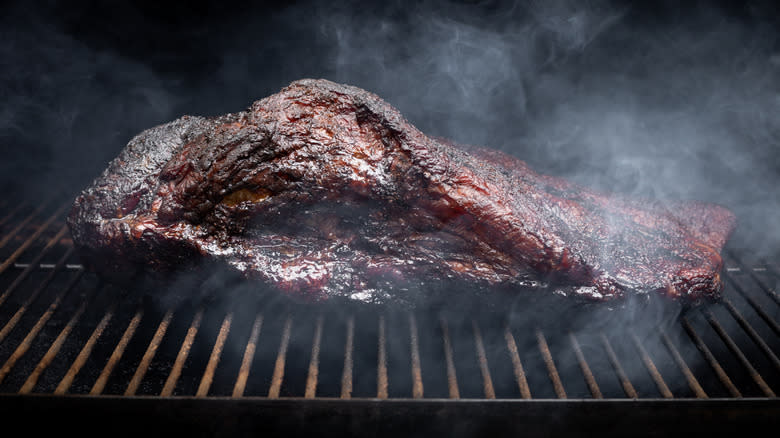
[67,78,736,305]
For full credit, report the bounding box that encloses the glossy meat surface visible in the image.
[67,79,735,304]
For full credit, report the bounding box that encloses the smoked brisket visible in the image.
[67,79,736,305]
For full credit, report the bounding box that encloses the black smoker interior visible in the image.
[0,1,778,436]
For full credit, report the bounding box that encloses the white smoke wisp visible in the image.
[314,1,779,254]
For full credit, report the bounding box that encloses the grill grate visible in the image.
[0,198,778,402]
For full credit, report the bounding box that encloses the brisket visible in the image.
[67,79,736,305]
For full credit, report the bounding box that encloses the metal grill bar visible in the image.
[0,247,74,343]
[749,271,779,306]
[376,315,388,399]
[535,329,566,399]
[90,307,144,395]
[503,325,531,399]
[161,307,204,396]
[681,316,741,397]
[569,332,603,398]
[267,315,292,398]
[0,203,68,277]
[232,314,263,398]
[0,210,778,404]
[409,313,423,399]
[0,268,84,385]
[12,264,83,270]
[725,274,780,337]
[630,331,673,398]
[0,225,69,309]
[472,320,495,399]
[721,298,780,373]
[0,201,49,250]
[18,284,99,393]
[726,250,780,306]
[0,201,28,229]
[439,317,460,399]
[661,330,708,398]
[702,309,775,397]
[340,316,354,399]
[196,312,233,397]
[54,298,117,394]
[601,333,638,398]
[125,309,174,396]
[304,315,323,399]
[761,259,780,290]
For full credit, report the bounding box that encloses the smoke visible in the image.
[0,6,179,194]
[309,0,780,253]
[2,1,777,252]
[0,0,778,399]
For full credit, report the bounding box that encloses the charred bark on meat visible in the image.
[67,79,735,305]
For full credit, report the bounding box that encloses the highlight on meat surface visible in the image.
[66,79,736,305]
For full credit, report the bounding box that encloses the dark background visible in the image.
[1,0,778,254]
